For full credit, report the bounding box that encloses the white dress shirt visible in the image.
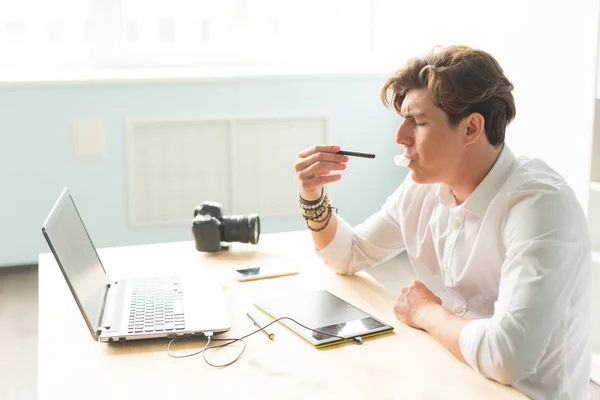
[318,146,592,400]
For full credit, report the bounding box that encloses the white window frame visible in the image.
[0,0,401,84]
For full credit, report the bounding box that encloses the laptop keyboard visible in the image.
[127,277,185,334]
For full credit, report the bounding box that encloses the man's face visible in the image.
[396,88,465,184]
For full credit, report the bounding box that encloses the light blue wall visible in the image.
[0,75,406,267]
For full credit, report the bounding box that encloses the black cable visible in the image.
[201,337,247,368]
[167,316,362,368]
[167,332,212,358]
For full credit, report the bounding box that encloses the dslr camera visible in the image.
[192,201,260,252]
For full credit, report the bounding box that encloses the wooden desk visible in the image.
[38,231,527,400]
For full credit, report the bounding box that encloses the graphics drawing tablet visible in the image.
[254,289,394,348]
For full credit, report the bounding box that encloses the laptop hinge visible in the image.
[96,282,115,333]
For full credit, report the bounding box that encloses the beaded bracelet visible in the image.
[301,195,330,221]
[305,205,337,232]
[298,188,338,232]
[298,188,325,209]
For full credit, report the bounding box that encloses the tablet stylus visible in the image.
[247,312,275,340]
[336,150,376,159]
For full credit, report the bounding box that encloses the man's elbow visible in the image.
[324,260,355,276]
[463,319,541,385]
[487,365,531,386]
[479,351,537,385]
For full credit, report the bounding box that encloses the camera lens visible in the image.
[221,214,260,245]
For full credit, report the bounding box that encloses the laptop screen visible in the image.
[41,188,110,339]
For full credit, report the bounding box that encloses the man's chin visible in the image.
[409,170,436,185]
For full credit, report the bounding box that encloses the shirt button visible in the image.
[453,305,466,315]
[454,220,461,229]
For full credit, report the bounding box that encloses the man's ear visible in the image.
[464,113,485,145]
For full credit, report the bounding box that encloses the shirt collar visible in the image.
[437,145,516,217]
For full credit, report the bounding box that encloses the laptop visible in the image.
[41,188,231,343]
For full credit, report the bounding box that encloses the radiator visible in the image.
[126,115,329,226]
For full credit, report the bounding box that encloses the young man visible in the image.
[294,46,591,399]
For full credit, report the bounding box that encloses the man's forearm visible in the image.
[417,304,473,364]
[309,212,338,250]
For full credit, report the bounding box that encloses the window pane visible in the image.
[0,0,89,70]
[0,0,387,71]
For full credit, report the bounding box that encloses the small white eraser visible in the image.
[394,155,410,167]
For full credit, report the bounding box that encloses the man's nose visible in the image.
[396,120,412,145]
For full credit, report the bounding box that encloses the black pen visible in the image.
[337,150,376,159]
[246,312,275,340]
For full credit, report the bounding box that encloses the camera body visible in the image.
[192,201,260,252]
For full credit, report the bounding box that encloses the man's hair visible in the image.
[381,45,516,146]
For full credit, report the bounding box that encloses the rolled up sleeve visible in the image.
[316,185,407,276]
[459,188,589,385]
[316,215,354,274]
